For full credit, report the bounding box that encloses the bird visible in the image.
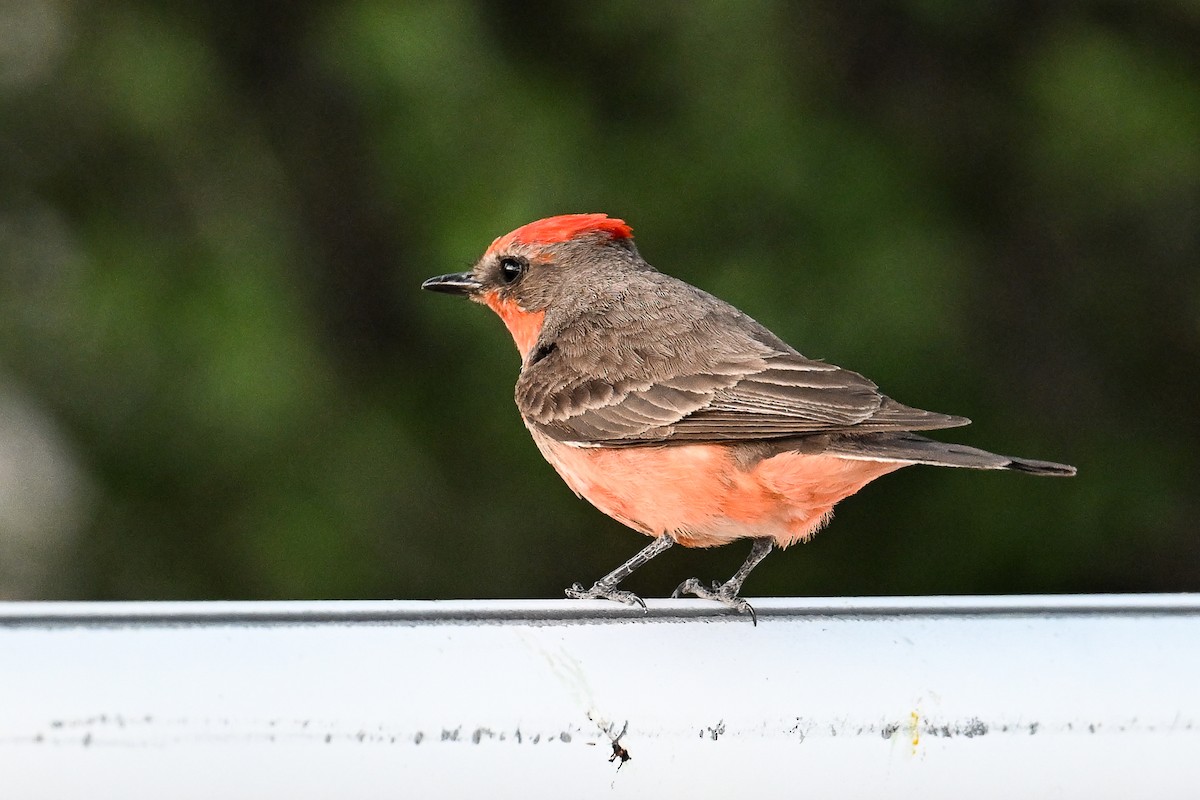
[422,213,1075,621]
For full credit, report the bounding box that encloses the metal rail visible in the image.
[2,595,1198,799]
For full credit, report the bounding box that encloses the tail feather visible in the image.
[1004,456,1077,477]
[824,432,1077,477]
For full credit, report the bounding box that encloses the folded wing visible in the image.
[521,349,968,446]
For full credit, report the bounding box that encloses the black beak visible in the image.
[421,272,483,296]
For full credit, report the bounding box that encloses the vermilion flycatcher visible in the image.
[423,214,1075,620]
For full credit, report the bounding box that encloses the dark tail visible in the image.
[825,432,1077,477]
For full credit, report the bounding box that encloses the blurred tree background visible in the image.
[0,0,1197,602]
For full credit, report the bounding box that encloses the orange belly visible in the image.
[528,428,906,548]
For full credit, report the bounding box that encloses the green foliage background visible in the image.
[1,1,1197,601]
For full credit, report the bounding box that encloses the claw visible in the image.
[565,581,648,611]
[671,578,758,626]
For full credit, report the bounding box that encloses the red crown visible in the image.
[486,214,633,254]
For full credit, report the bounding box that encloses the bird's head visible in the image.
[422,213,640,358]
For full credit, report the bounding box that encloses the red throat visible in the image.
[484,291,546,359]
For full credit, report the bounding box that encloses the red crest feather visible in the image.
[486,214,633,254]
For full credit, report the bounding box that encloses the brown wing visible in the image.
[515,270,967,446]
[519,348,967,446]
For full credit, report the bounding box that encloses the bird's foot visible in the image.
[672,578,758,625]
[565,581,647,611]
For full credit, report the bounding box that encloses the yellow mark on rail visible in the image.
[910,711,921,754]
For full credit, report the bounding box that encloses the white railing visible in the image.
[2,595,1198,799]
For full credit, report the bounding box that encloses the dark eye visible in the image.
[499,256,526,284]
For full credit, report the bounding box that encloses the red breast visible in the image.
[528,427,904,548]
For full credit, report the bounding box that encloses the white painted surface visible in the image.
[1,596,1198,799]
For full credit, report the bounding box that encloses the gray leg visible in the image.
[672,538,774,625]
[565,535,676,611]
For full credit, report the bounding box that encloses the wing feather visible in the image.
[515,273,967,446]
